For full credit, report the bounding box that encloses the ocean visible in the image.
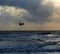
[0,30,60,54]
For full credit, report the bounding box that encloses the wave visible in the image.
[0,31,59,52]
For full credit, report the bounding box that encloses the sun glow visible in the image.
[50,0,60,8]
[53,0,60,3]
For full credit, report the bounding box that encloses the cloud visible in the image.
[0,0,60,30]
[0,6,29,23]
[0,0,54,22]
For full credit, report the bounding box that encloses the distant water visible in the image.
[0,31,60,54]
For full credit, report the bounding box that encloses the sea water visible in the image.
[0,31,60,54]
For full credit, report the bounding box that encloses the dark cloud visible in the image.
[0,0,38,9]
[0,0,53,22]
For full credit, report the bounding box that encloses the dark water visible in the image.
[0,31,60,54]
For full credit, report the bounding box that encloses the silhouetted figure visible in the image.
[18,23,24,26]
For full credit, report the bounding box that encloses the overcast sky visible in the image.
[0,0,60,30]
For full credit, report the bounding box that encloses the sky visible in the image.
[0,0,60,30]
